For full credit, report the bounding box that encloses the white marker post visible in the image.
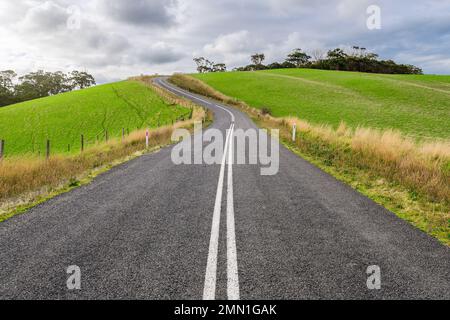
[145,129,149,148]
[292,124,297,142]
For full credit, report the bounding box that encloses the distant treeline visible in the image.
[194,46,423,75]
[0,70,96,107]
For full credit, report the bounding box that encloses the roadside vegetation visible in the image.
[169,73,450,245]
[0,76,209,221]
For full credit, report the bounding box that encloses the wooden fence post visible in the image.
[105,130,108,142]
[0,139,4,161]
[81,134,84,152]
[46,140,50,159]
[292,124,297,142]
[145,129,149,149]
[122,128,125,140]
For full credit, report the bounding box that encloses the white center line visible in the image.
[226,124,240,300]
[203,123,233,300]
[158,78,240,300]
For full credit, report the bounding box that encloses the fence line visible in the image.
[0,111,194,158]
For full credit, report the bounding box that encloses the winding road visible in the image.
[0,77,448,300]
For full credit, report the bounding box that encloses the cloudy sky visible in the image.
[1,0,450,83]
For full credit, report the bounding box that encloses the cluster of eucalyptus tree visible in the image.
[232,47,422,75]
[0,70,96,107]
[193,57,227,73]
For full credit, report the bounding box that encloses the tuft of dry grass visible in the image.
[0,77,207,218]
[170,73,450,244]
[170,73,244,107]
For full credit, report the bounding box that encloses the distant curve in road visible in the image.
[0,77,448,300]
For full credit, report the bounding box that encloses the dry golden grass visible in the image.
[283,117,450,204]
[170,73,244,107]
[0,77,206,217]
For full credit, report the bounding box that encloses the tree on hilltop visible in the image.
[286,49,311,67]
[251,53,265,66]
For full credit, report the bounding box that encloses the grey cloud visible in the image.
[18,1,69,32]
[2,0,450,82]
[136,43,185,65]
[100,0,177,27]
[84,31,130,54]
[201,30,266,67]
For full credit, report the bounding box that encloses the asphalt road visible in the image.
[0,77,448,300]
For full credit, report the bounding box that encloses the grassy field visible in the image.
[0,80,191,156]
[193,69,450,140]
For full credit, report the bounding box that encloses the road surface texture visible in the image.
[0,77,448,300]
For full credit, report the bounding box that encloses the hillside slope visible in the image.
[193,69,450,140]
[0,80,190,156]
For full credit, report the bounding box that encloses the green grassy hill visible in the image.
[0,80,190,156]
[193,69,450,140]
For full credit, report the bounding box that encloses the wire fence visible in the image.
[0,108,194,160]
